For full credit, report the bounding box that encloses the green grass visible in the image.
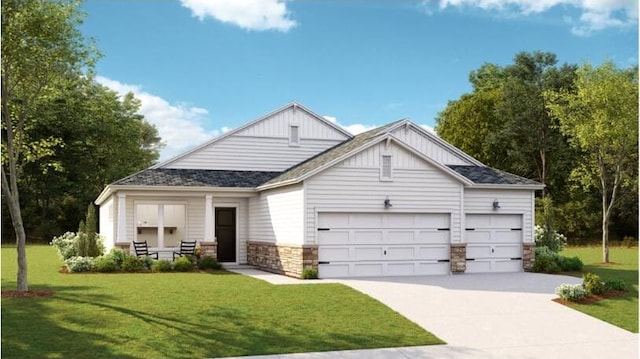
[560,246,638,333]
[1,246,442,358]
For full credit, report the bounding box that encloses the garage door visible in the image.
[317,212,450,278]
[465,214,523,273]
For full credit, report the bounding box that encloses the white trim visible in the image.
[289,124,300,147]
[380,154,393,182]
[468,184,545,190]
[117,193,127,243]
[204,194,214,242]
[214,202,240,265]
[96,185,256,205]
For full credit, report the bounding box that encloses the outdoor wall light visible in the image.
[384,197,393,209]
[492,199,501,210]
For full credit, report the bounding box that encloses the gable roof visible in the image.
[152,102,352,169]
[448,165,543,187]
[386,120,485,166]
[113,169,281,187]
[258,120,475,190]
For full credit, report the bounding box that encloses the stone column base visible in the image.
[450,243,467,273]
[247,241,318,278]
[200,241,217,259]
[523,243,536,272]
[115,242,131,253]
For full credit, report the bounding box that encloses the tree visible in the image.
[545,62,639,262]
[1,0,98,291]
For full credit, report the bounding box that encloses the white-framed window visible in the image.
[289,125,300,146]
[380,155,393,181]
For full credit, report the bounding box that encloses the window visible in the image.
[289,125,300,146]
[381,155,393,181]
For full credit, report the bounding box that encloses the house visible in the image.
[95,102,543,278]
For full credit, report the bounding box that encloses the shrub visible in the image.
[139,255,154,270]
[556,283,587,302]
[94,256,118,272]
[64,256,96,273]
[198,256,221,270]
[104,248,128,269]
[173,256,194,272]
[583,273,605,295]
[152,260,173,272]
[558,256,584,272]
[532,246,561,273]
[604,279,626,291]
[122,256,145,272]
[51,232,80,260]
[534,225,567,253]
[302,267,318,279]
[621,236,636,248]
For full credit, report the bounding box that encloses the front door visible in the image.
[215,207,236,262]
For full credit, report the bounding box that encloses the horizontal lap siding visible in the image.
[305,142,462,244]
[165,136,342,171]
[164,107,348,171]
[249,184,304,245]
[464,189,534,242]
[391,127,473,165]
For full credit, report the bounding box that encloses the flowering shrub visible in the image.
[51,232,105,260]
[64,256,96,273]
[556,283,586,302]
[51,232,80,260]
[535,225,567,253]
[583,273,605,295]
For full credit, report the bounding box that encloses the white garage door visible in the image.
[465,214,523,273]
[317,212,451,278]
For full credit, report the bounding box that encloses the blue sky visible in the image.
[81,0,638,161]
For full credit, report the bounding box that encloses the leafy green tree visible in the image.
[1,0,98,291]
[545,62,639,262]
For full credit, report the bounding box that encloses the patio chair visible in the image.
[173,241,197,260]
[133,241,158,259]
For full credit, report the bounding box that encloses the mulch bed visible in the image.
[1,290,55,299]
[553,290,625,305]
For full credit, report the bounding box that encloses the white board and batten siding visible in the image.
[163,107,349,171]
[463,188,534,273]
[390,125,475,165]
[305,141,464,277]
[248,184,304,245]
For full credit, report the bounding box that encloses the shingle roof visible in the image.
[113,169,281,188]
[447,165,541,185]
[260,120,405,187]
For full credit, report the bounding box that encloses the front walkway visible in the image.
[226,269,638,359]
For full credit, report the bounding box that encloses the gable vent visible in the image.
[381,155,393,181]
[289,125,300,146]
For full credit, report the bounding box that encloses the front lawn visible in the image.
[560,246,638,333]
[1,246,443,358]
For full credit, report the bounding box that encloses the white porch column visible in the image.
[157,205,164,248]
[117,193,127,242]
[204,194,214,241]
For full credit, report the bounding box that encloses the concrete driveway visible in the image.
[226,270,638,359]
[335,273,638,359]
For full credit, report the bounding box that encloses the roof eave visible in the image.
[96,185,258,204]
[468,183,545,190]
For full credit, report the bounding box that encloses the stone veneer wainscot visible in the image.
[247,241,318,278]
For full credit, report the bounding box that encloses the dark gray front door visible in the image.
[215,207,236,262]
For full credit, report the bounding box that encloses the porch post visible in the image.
[204,194,214,241]
[117,193,127,242]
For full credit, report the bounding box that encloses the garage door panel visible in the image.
[353,231,383,243]
[387,262,415,276]
[318,213,348,228]
[466,231,492,243]
[353,263,384,276]
[354,247,384,260]
[318,264,350,278]
[385,246,415,260]
[416,245,449,260]
[416,230,449,244]
[318,230,350,245]
[493,230,521,243]
[386,231,415,243]
[493,244,521,258]
[467,245,492,259]
[466,214,522,229]
[318,247,350,261]
[385,213,417,227]
[350,213,383,228]
[493,259,522,272]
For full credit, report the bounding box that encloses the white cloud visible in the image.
[96,76,222,161]
[433,0,638,36]
[323,115,377,135]
[180,0,297,32]
[420,124,437,135]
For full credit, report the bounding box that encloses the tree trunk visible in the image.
[602,209,609,263]
[1,173,29,292]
